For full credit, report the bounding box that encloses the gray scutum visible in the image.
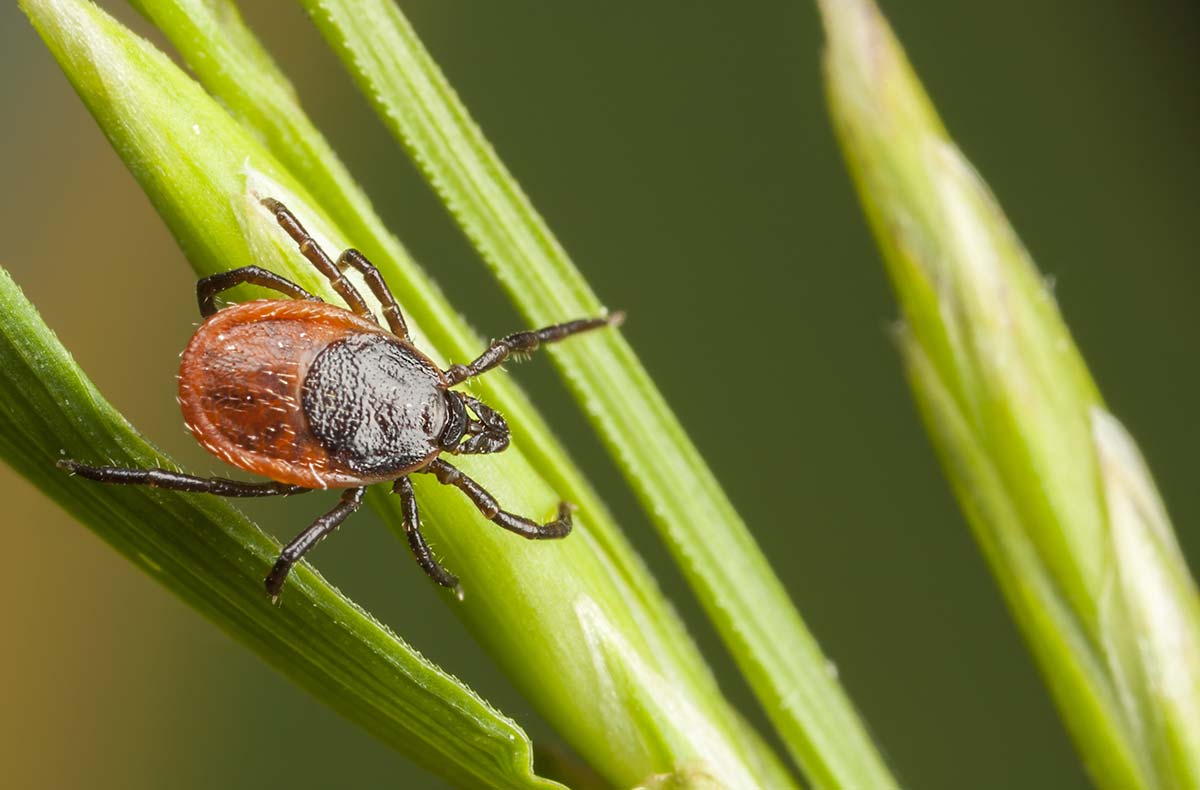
[302,334,447,475]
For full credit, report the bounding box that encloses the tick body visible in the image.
[179,300,446,488]
[61,198,621,598]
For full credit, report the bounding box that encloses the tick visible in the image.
[60,198,621,599]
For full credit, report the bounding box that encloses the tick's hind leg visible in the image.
[261,198,376,322]
[265,487,365,599]
[443,313,624,386]
[336,249,410,340]
[419,458,572,539]
[392,476,460,592]
[196,266,320,317]
[58,460,310,497]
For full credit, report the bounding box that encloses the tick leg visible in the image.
[260,197,376,323]
[196,266,320,318]
[419,458,572,539]
[392,476,460,589]
[58,460,310,497]
[443,313,624,386]
[265,487,365,598]
[336,249,410,340]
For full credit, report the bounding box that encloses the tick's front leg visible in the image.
[443,313,623,386]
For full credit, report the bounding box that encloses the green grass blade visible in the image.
[22,0,793,786]
[0,262,560,790]
[819,1,1200,787]
[296,1,896,786]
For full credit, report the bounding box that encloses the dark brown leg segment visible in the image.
[260,198,375,322]
[443,313,623,386]
[336,249,410,340]
[196,266,320,317]
[265,487,365,598]
[420,458,572,539]
[392,476,459,589]
[58,460,310,497]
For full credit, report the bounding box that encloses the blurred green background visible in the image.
[2,1,1197,788]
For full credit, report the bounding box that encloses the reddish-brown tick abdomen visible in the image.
[178,300,430,489]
